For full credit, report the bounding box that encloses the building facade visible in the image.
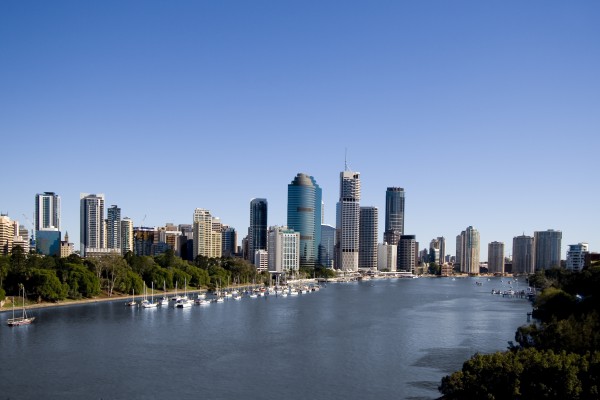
[383,187,405,246]
[488,241,505,274]
[249,198,268,263]
[319,224,335,268]
[398,235,417,273]
[566,243,588,272]
[359,206,378,269]
[459,226,480,274]
[512,235,534,275]
[221,226,237,257]
[534,229,562,270]
[0,215,14,255]
[35,192,61,232]
[193,208,222,259]
[267,226,300,273]
[377,243,397,272]
[80,193,105,257]
[336,170,361,271]
[121,218,134,255]
[287,173,322,267]
[106,205,121,250]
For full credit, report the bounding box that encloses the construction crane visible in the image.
[22,213,35,236]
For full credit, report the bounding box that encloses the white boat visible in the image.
[126,288,137,307]
[175,279,192,308]
[7,286,35,326]
[159,280,169,307]
[141,282,158,308]
[197,299,211,306]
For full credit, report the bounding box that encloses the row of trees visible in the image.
[0,246,333,304]
[439,264,600,399]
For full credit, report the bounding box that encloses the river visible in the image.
[0,277,532,399]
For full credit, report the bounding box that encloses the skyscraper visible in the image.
[566,243,588,273]
[221,226,237,257]
[35,192,61,232]
[459,226,480,274]
[106,205,121,250]
[249,198,268,264]
[398,235,417,273]
[359,206,378,269]
[383,187,405,245]
[80,193,105,257]
[287,173,322,267]
[534,229,562,270]
[378,243,397,272]
[336,170,360,271]
[319,224,335,268]
[267,225,300,273]
[488,241,505,274]
[513,235,534,275]
[121,217,134,255]
[193,208,222,259]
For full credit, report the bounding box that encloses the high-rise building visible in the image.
[249,198,268,263]
[534,229,562,270]
[106,205,121,250]
[80,193,105,257]
[336,170,360,271]
[254,249,269,272]
[437,237,446,264]
[134,227,155,256]
[319,224,335,268]
[36,230,61,256]
[512,235,534,275]
[267,226,300,273]
[488,241,505,274]
[287,173,322,267]
[459,226,480,274]
[398,235,417,273]
[35,192,61,232]
[0,215,14,255]
[193,208,222,259]
[359,206,378,269]
[429,238,441,264]
[383,187,405,245]
[566,243,588,273]
[121,218,134,255]
[221,226,237,257]
[378,243,397,272]
[455,234,462,269]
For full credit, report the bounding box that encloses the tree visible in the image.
[28,269,68,302]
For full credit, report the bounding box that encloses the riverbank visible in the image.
[0,288,208,313]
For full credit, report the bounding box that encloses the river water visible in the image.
[0,277,531,399]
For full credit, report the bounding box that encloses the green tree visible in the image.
[28,269,68,302]
[63,263,101,299]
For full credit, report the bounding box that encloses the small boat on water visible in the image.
[126,288,137,307]
[7,286,35,326]
[141,282,158,309]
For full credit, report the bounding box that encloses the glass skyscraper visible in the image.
[35,191,61,232]
[287,173,322,267]
[249,198,268,263]
[319,224,335,268]
[383,187,404,245]
[107,205,122,250]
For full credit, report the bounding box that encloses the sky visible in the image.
[1,1,599,259]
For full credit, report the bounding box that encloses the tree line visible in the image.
[438,263,600,399]
[0,246,334,304]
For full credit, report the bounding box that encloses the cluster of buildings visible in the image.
[0,170,596,276]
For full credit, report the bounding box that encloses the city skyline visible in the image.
[1,2,598,259]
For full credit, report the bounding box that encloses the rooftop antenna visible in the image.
[344,147,352,171]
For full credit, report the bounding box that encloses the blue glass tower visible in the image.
[287,173,322,267]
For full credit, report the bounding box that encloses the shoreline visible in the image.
[0,288,208,313]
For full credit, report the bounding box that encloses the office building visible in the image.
[336,170,361,271]
[222,226,237,257]
[134,227,155,256]
[319,224,335,268]
[534,229,562,270]
[398,235,417,273]
[35,192,61,232]
[267,226,300,273]
[80,193,105,257]
[0,215,14,255]
[254,249,269,272]
[378,243,397,272]
[488,241,505,274]
[383,187,405,246]
[359,206,378,269]
[566,243,588,272]
[287,173,322,267]
[36,230,61,256]
[249,198,268,263]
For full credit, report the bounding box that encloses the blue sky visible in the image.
[1,1,599,259]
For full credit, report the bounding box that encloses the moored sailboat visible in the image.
[7,286,35,326]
